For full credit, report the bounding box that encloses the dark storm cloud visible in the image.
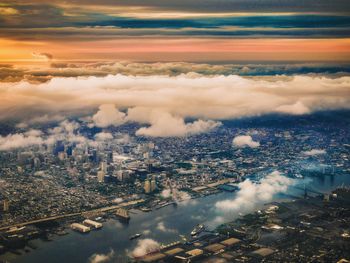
[2,9,350,30]
[7,0,350,13]
[0,15,350,40]
[0,0,349,40]
[79,15,350,29]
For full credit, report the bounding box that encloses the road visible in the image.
[0,199,144,232]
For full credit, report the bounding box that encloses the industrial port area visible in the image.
[0,187,349,263]
[125,187,349,263]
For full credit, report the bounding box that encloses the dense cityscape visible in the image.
[0,111,349,262]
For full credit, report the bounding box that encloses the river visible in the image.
[1,172,349,263]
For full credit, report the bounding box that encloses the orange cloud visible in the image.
[1,37,350,62]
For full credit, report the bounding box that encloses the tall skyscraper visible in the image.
[151,175,156,192]
[144,179,151,194]
[100,162,107,173]
[3,199,9,212]
[97,171,105,183]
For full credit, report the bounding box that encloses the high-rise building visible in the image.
[3,199,9,212]
[17,166,24,174]
[151,175,156,192]
[143,152,150,159]
[144,179,151,194]
[53,140,64,156]
[100,162,107,173]
[148,142,155,150]
[97,171,105,183]
[116,170,124,182]
[66,145,73,156]
[33,157,41,168]
[106,152,113,164]
[58,151,67,161]
[90,149,98,163]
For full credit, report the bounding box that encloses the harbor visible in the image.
[1,172,350,263]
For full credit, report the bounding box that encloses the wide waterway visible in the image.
[1,172,350,263]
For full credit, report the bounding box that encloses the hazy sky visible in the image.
[1,0,350,62]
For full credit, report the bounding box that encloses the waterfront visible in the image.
[1,172,349,263]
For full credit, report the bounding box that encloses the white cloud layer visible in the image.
[276,101,311,115]
[156,221,177,233]
[88,249,115,263]
[94,132,114,141]
[131,238,160,258]
[134,111,221,137]
[232,135,260,148]
[0,120,90,151]
[16,114,65,128]
[92,104,126,127]
[216,171,293,215]
[0,130,44,151]
[0,74,349,136]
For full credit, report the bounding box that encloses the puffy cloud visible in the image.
[216,171,293,214]
[88,249,115,263]
[47,120,80,136]
[46,120,87,145]
[92,104,126,128]
[31,52,53,61]
[131,239,160,258]
[161,188,192,207]
[16,114,65,128]
[0,119,133,151]
[135,111,221,137]
[276,101,310,115]
[0,131,44,151]
[303,149,326,156]
[156,222,177,233]
[232,135,260,148]
[24,129,43,137]
[0,120,89,151]
[94,132,113,141]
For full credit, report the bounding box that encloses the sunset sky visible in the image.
[0,1,349,140]
[1,0,350,62]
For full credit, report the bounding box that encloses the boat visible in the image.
[156,201,176,210]
[129,233,142,240]
[191,224,205,236]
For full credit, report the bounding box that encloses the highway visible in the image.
[0,199,144,232]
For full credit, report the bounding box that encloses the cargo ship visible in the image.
[129,233,142,240]
[140,207,152,212]
[156,201,176,210]
[191,224,205,236]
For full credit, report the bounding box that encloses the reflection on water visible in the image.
[2,172,349,263]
